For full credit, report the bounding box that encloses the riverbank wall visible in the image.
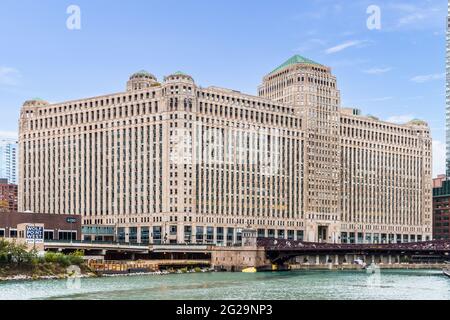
[289,263,448,271]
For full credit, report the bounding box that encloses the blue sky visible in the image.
[0,0,447,175]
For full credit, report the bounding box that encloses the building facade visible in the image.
[0,211,80,241]
[447,2,450,176]
[0,178,18,212]
[18,56,433,244]
[433,175,450,240]
[0,139,18,185]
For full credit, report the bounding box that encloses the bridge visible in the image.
[257,238,450,265]
[43,238,450,270]
[44,240,151,254]
[43,240,214,260]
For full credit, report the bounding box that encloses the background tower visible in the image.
[0,139,18,185]
[446,2,450,176]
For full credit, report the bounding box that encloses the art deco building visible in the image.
[18,56,433,244]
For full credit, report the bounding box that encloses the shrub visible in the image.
[0,240,37,266]
[56,254,71,267]
[67,251,84,266]
[44,251,84,267]
[44,252,59,263]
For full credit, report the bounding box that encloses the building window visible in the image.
[257,229,265,238]
[288,230,295,240]
[44,230,54,241]
[184,226,192,243]
[152,226,162,244]
[129,227,138,243]
[10,229,17,238]
[206,227,214,243]
[118,228,125,243]
[227,228,234,246]
[216,227,224,243]
[58,231,76,241]
[196,226,204,243]
[141,227,149,244]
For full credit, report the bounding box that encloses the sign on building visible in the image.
[26,225,44,244]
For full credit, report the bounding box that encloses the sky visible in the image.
[0,0,447,176]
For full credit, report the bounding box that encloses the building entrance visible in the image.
[318,226,328,243]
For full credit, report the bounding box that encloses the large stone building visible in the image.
[18,56,433,244]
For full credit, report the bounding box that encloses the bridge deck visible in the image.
[258,238,450,254]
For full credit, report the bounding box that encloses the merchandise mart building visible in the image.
[18,56,433,245]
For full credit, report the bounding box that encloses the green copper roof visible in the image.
[270,55,322,75]
[408,119,428,126]
[131,70,155,79]
[174,71,187,75]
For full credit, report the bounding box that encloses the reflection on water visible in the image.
[0,270,449,300]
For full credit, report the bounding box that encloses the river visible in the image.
[0,270,449,300]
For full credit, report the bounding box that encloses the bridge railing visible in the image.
[44,240,150,247]
[44,240,218,248]
[257,238,450,252]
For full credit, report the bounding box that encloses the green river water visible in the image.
[0,270,449,300]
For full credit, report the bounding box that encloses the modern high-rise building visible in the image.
[446,2,450,176]
[18,56,433,244]
[0,139,18,185]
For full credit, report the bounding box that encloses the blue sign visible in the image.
[26,226,44,244]
[66,217,77,224]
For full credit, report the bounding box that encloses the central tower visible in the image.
[259,55,341,243]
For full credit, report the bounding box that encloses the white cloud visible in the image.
[433,140,446,177]
[0,67,21,86]
[363,67,392,75]
[371,96,393,102]
[325,40,369,54]
[344,96,393,105]
[0,131,18,140]
[387,2,445,31]
[295,38,327,53]
[411,73,445,83]
[385,114,415,124]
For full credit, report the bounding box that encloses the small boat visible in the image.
[443,262,450,278]
[242,267,257,273]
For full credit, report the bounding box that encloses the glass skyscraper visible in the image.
[447,2,450,176]
[0,139,18,185]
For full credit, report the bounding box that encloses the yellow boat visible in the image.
[242,267,257,273]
